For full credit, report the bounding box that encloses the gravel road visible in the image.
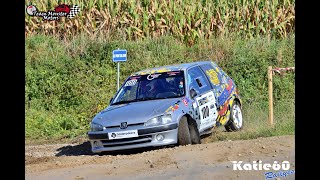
[25,135,295,180]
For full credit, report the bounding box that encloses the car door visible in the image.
[200,62,236,126]
[187,66,218,132]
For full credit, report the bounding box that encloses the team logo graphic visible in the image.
[147,74,161,80]
[182,97,189,106]
[54,4,70,14]
[26,4,80,21]
[26,5,37,16]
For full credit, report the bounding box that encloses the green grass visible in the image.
[25,34,295,143]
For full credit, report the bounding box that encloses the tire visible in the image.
[189,120,201,144]
[225,101,243,132]
[178,116,192,145]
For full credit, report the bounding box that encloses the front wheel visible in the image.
[178,116,192,145]
[225,101,243,132]
[189,120,201,144]
[178,116,201,145]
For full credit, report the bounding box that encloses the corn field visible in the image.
[25,0,295,45]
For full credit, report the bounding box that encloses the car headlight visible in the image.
[90,122,104,131]
[144,115,172,127]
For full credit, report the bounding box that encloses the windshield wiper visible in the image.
[111,100,137,105]
[112,96,176,105]
[135,97,156,101]
[111,97,154,105]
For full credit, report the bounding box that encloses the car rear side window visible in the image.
[187,66,211,94]
[200,63,228,87]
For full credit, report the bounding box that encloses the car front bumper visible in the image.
[88,123,178,153]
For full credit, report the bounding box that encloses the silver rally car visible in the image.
[88,61,243,153]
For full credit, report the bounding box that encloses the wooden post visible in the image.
[268,66,273,125]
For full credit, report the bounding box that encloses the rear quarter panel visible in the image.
[203,62,242,126]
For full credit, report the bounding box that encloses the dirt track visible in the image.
[25,135,295,180]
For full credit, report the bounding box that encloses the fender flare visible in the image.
[177,113,199,130]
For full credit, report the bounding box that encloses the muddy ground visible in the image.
[25,135,295,180]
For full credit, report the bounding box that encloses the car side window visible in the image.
[200,63,222,86]
[114,81,138,102]
[187,66,211,95]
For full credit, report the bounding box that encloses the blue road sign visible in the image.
[112,49,127,62]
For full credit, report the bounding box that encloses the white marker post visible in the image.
[117,63,120,90]
[117,52,120,90]
[112,49,127,91]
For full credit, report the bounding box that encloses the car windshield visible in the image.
[111,71,185,105]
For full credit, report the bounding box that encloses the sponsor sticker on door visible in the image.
[108,130,138,139]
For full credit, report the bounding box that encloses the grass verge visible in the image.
[25,34,294,144]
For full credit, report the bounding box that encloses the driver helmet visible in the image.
[146,80,156,92]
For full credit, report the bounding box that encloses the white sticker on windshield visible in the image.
[147,74,161,80]
[124,79,137,86]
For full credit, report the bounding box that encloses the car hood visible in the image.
[93,98,181,127]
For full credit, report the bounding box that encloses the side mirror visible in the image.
[190,88,197,99]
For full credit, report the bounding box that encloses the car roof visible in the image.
[131,60,215,76]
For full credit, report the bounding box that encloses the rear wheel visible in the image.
[178,116,192,145]
[225,101,243,132]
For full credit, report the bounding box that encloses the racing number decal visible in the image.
[195,91,218,131]
[201,106,210,119]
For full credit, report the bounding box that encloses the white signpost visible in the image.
[112,49,127,90]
